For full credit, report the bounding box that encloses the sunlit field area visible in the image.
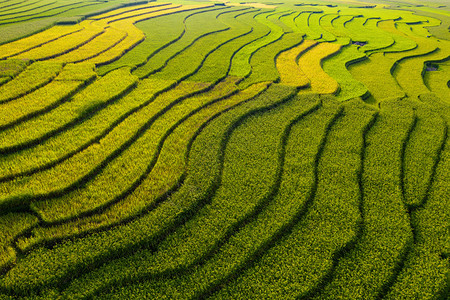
[0,0,448,298]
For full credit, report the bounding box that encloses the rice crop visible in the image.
[0,0,448,298]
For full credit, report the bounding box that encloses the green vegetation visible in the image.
[322,43,368,100]
[348,52,406,102]
[0,0,148,45]
[133,6,229,78]
[25,82,268,247]
[216,100,375,299]
[393,47,450,99]
[31,79,238,223]
[424,60,450,103]
[0,61,62,103]
[54,62,96,81]
[239,32,304,89]
[297,41,342,94]
[0,62,95,131]
[384,97,449,299]
[0,85,292,294]
[0,66,136,152]
[0,213,38,271]
[276,39,316,87]
[295,12,323,40]
[227,10,275,78]
[403,102,446,209]
[86,5,209,66]
[0,80,84,130]
[61,91,322,299]
[0,59,28,78]
[0,77,165,184]
[188,8,260,83]
[0,67,137,210]
[96,6,213,75]
[150,7,257,82]
[315,99,415,299]
[0,0,448,298]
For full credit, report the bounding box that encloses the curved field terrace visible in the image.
[0,0,448,298]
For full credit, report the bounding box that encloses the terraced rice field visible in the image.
[0,0,448,298]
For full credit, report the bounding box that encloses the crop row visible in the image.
[0,63,96,131]
[96,7,210,75]
[0,2,448,298]
[0,1,98,25]
[276,39,316,87]
[187,8,261,83]
[147,8,257,82]
[321,43,368,101]
[0,7,257,216]
[21,82,269,252]
[0,212,38,273]
[0,59,28,85]
[0,8,241,182]
[86,2,170,21]
[0,61,61,104]
[0,24,84,58]
[214,100,375,299]
[3,3,213,65]
[0,69,156,184]
[383,95,449,299]
[116,86,317,281]
[1,3,443,106]
[0,84,293,294]
[60,90,324,299]
[296,11,324,40]
[315,99,415,299]
[227,10,278,78]
[393,47,450,99]
[55,94,378,300]
[0,8,257,191]
[424,60,450,103]
[8,11,268,242]
[133,6,231,78]
[0,1,166,46]
[297,41,342,94]
[0,67,137,210]
[30,78,238,226]
[84,5,211,67]
[11,23,107,60]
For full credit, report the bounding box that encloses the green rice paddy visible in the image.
[0,0,448,298]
